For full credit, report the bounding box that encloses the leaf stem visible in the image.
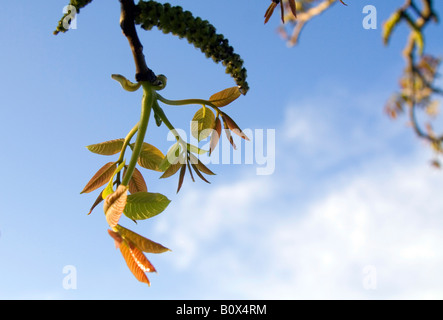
[156,94,221,113]
[121,83,154,186]
[117,122,139,164]
[152,98,182,142]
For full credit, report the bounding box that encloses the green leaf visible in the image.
[135,142,165,172]
[86,139,124,156]
[187,143,208,155]
[191,106,215,141]
[413,30,424,56]
[382,10,402,45]
[124,192,171,220]
[209,87,241,107]
[159,142,180,172]
[115,225,170,253]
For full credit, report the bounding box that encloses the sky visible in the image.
[0,0,443,300]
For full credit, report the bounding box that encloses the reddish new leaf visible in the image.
[221,112,250,141]
[177,164,186,193]
[104,185,128,228]
[116,225,170,254]
[81,162,116,194]
[124,167,148,194]
[119,241,154,285]
[108,229,123,249]
[87,191,104,215]
[189,154,215,176]
[289,0,297,17]
[209,117,222,156]
[159,162,182,179]
[264,1,278,24]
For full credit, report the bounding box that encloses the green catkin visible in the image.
[135,1,249,94]
[54,0,94,35]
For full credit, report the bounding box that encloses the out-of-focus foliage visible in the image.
[271,0,442,166]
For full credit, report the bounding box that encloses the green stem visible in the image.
[156,93,220,113]
[117,122,139,164]
[121,83,154,186]
[152,99,185,143]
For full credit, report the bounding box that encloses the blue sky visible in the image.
[1,0,443,299]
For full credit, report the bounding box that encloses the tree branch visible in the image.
[119,0,156,83]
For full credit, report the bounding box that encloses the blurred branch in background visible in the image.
[382,0,443,167]
[274,0,442,167]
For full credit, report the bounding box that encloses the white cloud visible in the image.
[152,90,443,299]
[155,156,443,299]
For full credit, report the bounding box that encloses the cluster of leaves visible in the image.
[55,0,251,285]
[270,0,442,166]
[80,74,248,284]
[385,55,441,121]
[269,0,347,46]
[263,0,346,24]
[382,0,443,167]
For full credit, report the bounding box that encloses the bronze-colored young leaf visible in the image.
[189,154,215,176]
[209,117,222,156]
[130,168,148,194]
[288,0,297,18]
[191,106,215,141]
[101,161,126,199]
[221,112,250,141]
[124,192,171,220]
[191,164,211,184]
[264,1,278,24]
[209,87,241,108]
[136,142,165,172]
[159,162,182,179]
[81,162,117,194]
[119,241,153,285]
[115,225,170,254]
[86,139,124,156]
[124,167,148,194]
[177,164,186,193]
[104,185,128,228]
[88,191,104,215]
[186,160,195,183]
[222,117,237,150]
[108,229,123,248]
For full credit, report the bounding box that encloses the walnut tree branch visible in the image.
[119,0,157,83]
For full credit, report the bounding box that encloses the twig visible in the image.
[119,0,156,83]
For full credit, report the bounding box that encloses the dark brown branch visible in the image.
[119,0,156,83]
